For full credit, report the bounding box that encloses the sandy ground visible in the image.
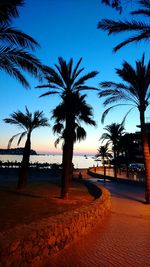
[0,168,94,232]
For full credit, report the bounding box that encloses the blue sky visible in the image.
[0,0,150,155]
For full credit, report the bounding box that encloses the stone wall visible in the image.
[0,183,111,267]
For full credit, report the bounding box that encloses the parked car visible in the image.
[129,163,145,172]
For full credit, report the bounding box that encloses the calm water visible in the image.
[0,154,100,169]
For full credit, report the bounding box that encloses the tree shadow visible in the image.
[0,186,43,198]
[78,180,102,199]
[100,180,145,203]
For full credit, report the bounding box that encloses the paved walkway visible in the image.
[48,171,150,267]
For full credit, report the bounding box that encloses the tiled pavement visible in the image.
[47,171,150,267]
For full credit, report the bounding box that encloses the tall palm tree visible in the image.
[4,107,49,189]
[95,143,112,181]
[101,123,125,178]
[0,0,45,88]
[52,92,96,197]
[36,57,98,198]
[99,54,150,203]
[98,0,150,52]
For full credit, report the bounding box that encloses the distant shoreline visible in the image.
[0,148,37,155]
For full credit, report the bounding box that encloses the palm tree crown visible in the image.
[96,143,112,159]
[99,54,150,122]
[4,107,49,148]
[101,123,125,151]
[36,57,99,97]
[52,92,96,147]
[98,0,150,51]
[101,122,125,178]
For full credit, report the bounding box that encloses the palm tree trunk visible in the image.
[140,110,150,203]
[61,141,73,198]
[17,133,31,189]
[113,150,117,179]
[103,156,106,182]
[61,116,74,199]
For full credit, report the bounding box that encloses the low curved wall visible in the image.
[0,182,111,267]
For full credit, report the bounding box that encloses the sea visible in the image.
[0,154,101,169]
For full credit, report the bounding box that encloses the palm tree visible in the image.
[98,0,150,52]
[0,0,45,88]
[101,123,125,178]
[95,143,112,181]
[36,57,98,198]
[119,133,137,177]
[4,107,49,189]
[99,54,150,203]
[52,92,96,197]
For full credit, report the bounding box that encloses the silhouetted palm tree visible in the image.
[95,143,112,180]
[52,92,96,197]
[98,0,150,51]
[36,57,98,198]
[4,107,49,188]
[0,0,45,88]
[99,54,150,203]
[119,133,137,177]
[101,123,125,178]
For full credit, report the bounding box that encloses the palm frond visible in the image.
[0,0,24,23]
[131,9,150,17]
[139,0,150,9]
[0,46,44,87]
[98,19,150,34]
[131,0,150,17]
[73,71,98,87]
[68,58,73,78]
[0,25,39,50]
[121,107,135,125]
[17,131,27,145]
[54,137,61,148]
[39,91,59,98]
[0,53,29,88]
[71,58,83,81]
[101,104,133,123]
[75,85,98,92]
[100,81,129,90]
[76,126,86,142]
[4,108,49,144]
[46,68,65,88]
[113,30,150,52]
[52,123,64,134]
[7,132,22,149]
[71,67,84,83]
[103,95,130,106]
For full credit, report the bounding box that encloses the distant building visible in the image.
[127,122,150,163]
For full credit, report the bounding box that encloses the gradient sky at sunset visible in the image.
[0,0,150,155]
